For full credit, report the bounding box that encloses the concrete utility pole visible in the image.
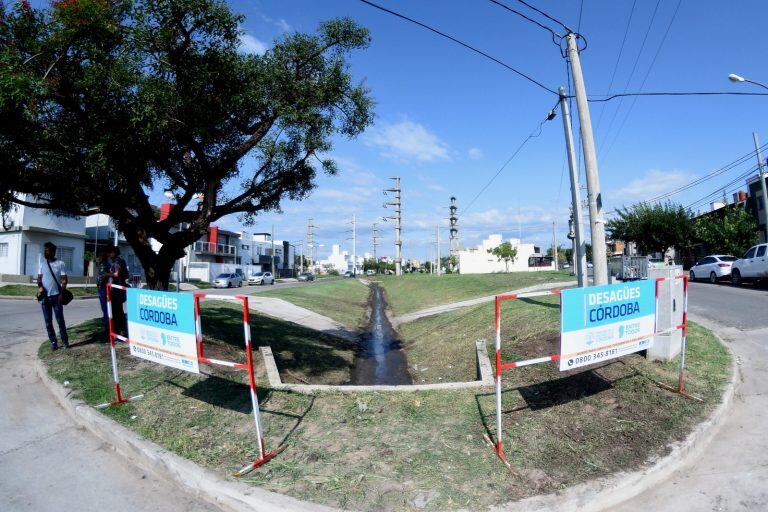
[347,214,357,276]
[384,177,402,276]
[271,225,275,277]
[449,196,459,260]
[372,222,380,272]
[566,32,608,285]
[436,224,441,276]
[559,86,587,287]
[306,219,315,271]
[552,221,559,271]
[752,132,768,242]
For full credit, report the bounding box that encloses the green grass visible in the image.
[371,271,574,316]
[0,284,98,296]
[258,279,371,330]
[191,281,213,289]
[41,313,730,511]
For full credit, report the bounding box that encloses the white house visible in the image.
[458,234,553,274]
[0,196,86,279]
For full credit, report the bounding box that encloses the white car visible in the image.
[248,271,275,285]
[689,254,737,283]
[731,243,768,286]
[212,273,243,288]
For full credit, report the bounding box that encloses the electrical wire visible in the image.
[597,0,662,152]
[683,164,758,211]
[488,0,561,39]
[587,91,768,102]
[577,0,584,33]
[357,0,558,95]
[512,0,573,33]
[600,0,682,161]
[463,101,560,215]
[593,0,637,134]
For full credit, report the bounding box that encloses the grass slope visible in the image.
[258,279,371,330]
[372,271,573,316]
[0,284,98,296]
[41,313,729,511]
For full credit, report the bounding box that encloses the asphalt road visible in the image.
[617,280,768,512]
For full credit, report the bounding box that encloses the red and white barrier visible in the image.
[97,284,280,474]
[491,277,691,466]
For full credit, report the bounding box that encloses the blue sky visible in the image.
[187,1,768,260]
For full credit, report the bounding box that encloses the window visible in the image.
[55,247,74,270]
[744,247,757,259]
[0,243,7,257]
[757,246,767,258]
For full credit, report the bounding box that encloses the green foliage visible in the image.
[0,1,373,288]
[607,202,692,255]
[693,206,759,256]
[487,241,518,272]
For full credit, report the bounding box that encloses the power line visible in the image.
[463,103,559,215]
[684,165,758,211]
[488,0,561,39]
[593,0,637,134]
[600,0,682,161]
[512,0,573,33]
[597,0,662,152]
[357,0,558,95]
[587,91,768,102]
[577,0,584,33]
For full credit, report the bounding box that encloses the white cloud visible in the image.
[239,33,268,55]
[611,169,696,205]
[367,120,450,163]
[468,147,483,160]
[262,15,292,32]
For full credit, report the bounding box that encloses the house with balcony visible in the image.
[0,195,86,281]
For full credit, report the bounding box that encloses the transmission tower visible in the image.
[383,177,402,276]
[449,196,459,259]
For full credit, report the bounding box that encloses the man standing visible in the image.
[37,241,69,350]
[107,245,129,336]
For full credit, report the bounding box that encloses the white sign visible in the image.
[559,280,656,371]
[126,289,199,373]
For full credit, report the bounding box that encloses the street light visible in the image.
[728,73,768,91]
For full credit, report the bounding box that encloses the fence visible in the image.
[490,276,691,466]
[97,283,282,475]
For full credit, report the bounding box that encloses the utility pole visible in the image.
[753,132,768,242]
[559,86,587,286]
[566,32,608,285]
[384,177,402,276]
[306,218,315,272]
[436,224,441,276]
[346,214,357,276]
[271,225,275,277]
[552,221,559,271]
[372,223,380,273]
[449,196,459,271]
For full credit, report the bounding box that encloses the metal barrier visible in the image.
[491,276,692,467]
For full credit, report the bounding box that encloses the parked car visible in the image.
[365,269,376,276]
[248,272,275,285]
[343,270,354,278]
[213,273,243,288]
[689,255,737,283]
[297,272,315,282]
[731,243,768,286]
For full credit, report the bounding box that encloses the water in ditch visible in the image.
[350,283,412,385]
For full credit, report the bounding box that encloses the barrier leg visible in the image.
[234,296,283,476]
[490,297,511,467]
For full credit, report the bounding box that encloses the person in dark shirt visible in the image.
[96,249,112,339]
[106,245,130,336]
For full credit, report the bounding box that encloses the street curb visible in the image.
[0,294,98,301]
[34,358,335,512]
[34,317,737,512]
[492,315,740,512]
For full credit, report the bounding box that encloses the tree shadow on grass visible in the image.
[518,297,560,310]
[199,306,356,382]
[68,319,107,347]
[475,363,641,444]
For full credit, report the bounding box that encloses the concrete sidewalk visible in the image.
[393,280,574,324]
[246,296,359,341]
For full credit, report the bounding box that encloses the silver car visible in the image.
[213,273,243,288]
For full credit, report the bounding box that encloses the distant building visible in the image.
[0,195,86,279]
[457,234,553,274]
[745,175,767,243]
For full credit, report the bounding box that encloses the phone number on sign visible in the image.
[571,348,619,366]
[132,345,164,360]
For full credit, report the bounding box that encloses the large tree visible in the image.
[607,202,692,255]
[692,206,758,257]
[0,0,373,288]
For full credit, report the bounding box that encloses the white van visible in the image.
[731,243,768,285]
